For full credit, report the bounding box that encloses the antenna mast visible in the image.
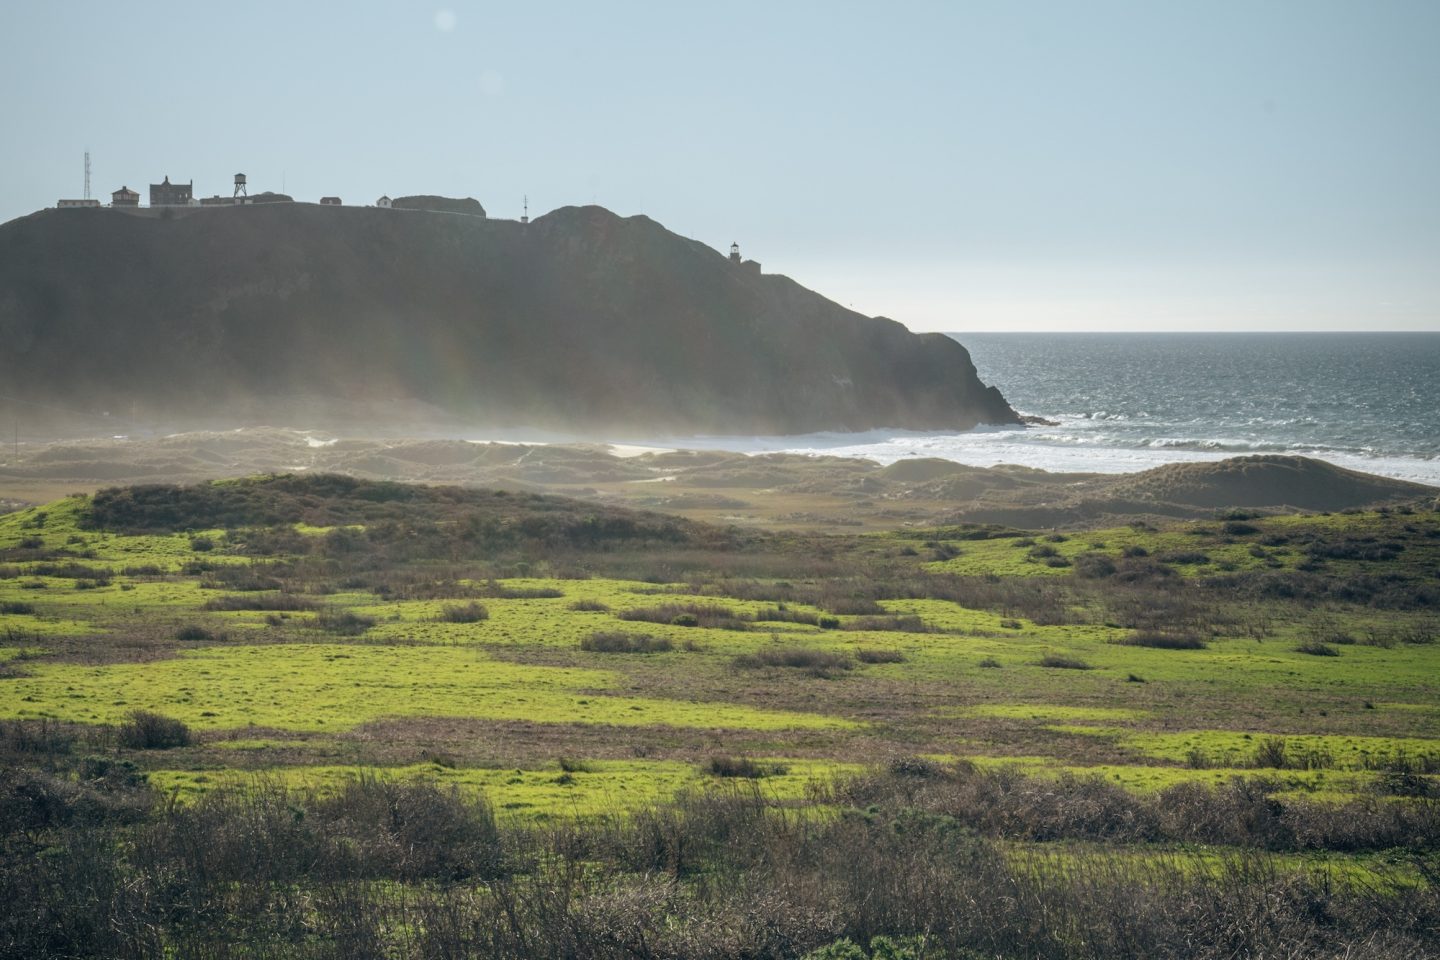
[521,195,529,224]
[83,150,91,200]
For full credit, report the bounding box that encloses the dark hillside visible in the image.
[0,203,1017,434]
[82,474,707,549]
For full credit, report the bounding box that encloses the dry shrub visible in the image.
[1114,630,1208,650]
[1037,654,1091,670]
[438,601,489,623]
[620,603,748,630]
[706,756,789,779]
[855,648,906,664]
[117,710,191,750]
[315,609,378,635]
[733,648,853,677]
[580,631,674,654]
[201,593,317,612]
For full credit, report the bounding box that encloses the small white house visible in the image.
[376,195,392,209]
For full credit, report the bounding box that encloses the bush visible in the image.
[580,631,673,654]
[977,657,1002,668]
[1294,640,1340,657]
[117,710,191,750]
[732,648,853,676]
[1037,654,1091,670]
[0,718,76,756]
[842,615,931,633]
[1072,552,1117,579]
[174,624,214,642]
[817,616,841,630]
[855,648,906,664]
[568,599,610,612]
[1114,630,1208,650]
[1158,550,1210,565]
[202,593,317,612]
[0,600,35,615]
[315,609,378,635]
[619,603,746,630]
[706,756,789,778]
[1252,737,1289,769]
[751,606,820,626]
[438,601,489,623]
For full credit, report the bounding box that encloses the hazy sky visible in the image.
[2,0,1436,332]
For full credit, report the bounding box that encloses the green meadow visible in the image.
[3,475,1439,957]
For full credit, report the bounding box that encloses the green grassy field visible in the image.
[3,476,1439,957]
[4,484,1439,800]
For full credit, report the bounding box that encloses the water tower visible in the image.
[233,173,247,199]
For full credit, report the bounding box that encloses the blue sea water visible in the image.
[681,333,1440,485]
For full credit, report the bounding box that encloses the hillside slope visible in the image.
[0,203,1017,434]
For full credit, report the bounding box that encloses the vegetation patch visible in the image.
[0,643,852,731]
[733,647,854,677]
[1113,630,1208,650]
[579,631,674,654]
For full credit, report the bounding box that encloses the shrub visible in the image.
[117,710,191,749]
[977,657,1002,668]
[732,648,853,676]
[568,599,610,612]
[1114,630,1208,650]
[479,580,565,599]
[1294,640,1340,657]
[438,601,489,623]
[1122,545,1150,558]
[1073,552,1117,579]
[855,648,906,664]
[750,606,820,626]
[842,615,930,633]
[1038,654,1091,670]
[620,603,746,630]
[202,593,317,612]
[817,616,841,630]
[174,624,214,642]
[706,756,788,779]
[1252,737,1289,769]
[315,609,378,635]
[0,601,35,614]
[0,718,76,756]
[580,631,673,654]
[1158,550,1210,565]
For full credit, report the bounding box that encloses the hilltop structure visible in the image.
[149,176,193,207]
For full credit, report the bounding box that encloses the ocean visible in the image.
[672,333,1440,486]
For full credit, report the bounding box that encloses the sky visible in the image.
[1,0,1437,332]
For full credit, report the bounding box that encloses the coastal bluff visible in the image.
[0,202,1018,435]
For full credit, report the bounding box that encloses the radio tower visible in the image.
[521,195,529,224]
[83,150,91,200]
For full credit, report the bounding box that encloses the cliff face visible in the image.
[0,202,1018,435]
